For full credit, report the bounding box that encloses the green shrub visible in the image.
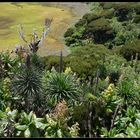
[87,18,110,31]
[64,2,140,48]
[132,3,140,14]
[109,16,140,47]
[65,37,77,46]
[44,44,111,78]
[120,39,140,61]
[90,7,115,19]
[133,15,140,23]
[64,27,75,38]
[44,56,60,72]
[64,26,86,47]
[83,13,101,23]
[44,113,80,138]
[86,18,115,44]
[89,2,104,14]
[101,2,117,9]
[114,3,133,21]
[0,78,11,111]
[0,51,19,78]
[75,18,87,28]
[15,111,44,137]
[65,44,111,77]
[102,10,114,19]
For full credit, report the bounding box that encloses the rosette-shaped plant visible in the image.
[42,69,80,106]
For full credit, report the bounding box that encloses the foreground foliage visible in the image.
[0,47,140,138]
[0,2,140,138]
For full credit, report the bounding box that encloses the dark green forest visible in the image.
[0,2,140,138]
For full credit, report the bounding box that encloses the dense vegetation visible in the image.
[64,2,140,54]
[0,2,140,138]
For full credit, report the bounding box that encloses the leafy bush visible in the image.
[114,3,133,21]
[64,26,86,47]
[0,78,11,111]
[75,18,87,28]
[64,2,140,49]
[133,3,140,14]
[101,2,117,9]
[101,107,140,138]
[108,17,140,47]
[64,7,115,46]
[44,44,111,78]
[0,109,18,137]
[120,39,140,61]
[0,51,19,78]
[85,18,115,44]
[64,27,75,38]
[44,100,79,138]
[44,56,61,72]
[89,2,103,14]
[65,44,111,78]
[133,15,140,23]
[0,106,80,138]
[44,113,79,138]
[82,13,101,23]
[15,111,44,137]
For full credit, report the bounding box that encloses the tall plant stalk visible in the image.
[59,50,63,73]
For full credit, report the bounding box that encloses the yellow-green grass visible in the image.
[0,2,77,56]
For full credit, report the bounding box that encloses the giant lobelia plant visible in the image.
[42,67,81,108]
[11,64,43,113]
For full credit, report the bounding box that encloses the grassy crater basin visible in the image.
[0,2,76,56]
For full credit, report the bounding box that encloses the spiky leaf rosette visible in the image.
[11,67,42,107]
[42,70,80,106]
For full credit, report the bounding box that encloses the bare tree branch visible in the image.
[39,18,53,46]
[17,18,53,53]
[18,24,28,43]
